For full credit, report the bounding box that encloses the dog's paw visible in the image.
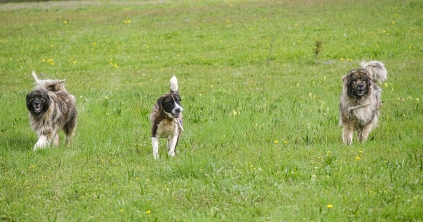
[153,153,159,160]
[34,137,50,150]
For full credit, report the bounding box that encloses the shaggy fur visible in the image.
[150,76,183,159]
[339,61,387,145]
[26,71,78,150]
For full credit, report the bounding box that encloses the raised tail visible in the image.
[32,70,40,82]
[31,70,66,91]
[360,60,387,84]
[170,75,179,93]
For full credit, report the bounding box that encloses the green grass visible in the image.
[1,0,423,221]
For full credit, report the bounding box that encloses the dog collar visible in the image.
[348,103,370,111]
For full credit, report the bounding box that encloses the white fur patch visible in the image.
[34,135,50,150]
[359,60,387,84]
[152,137,159,159]
[170,75,178,92]
[172,101,183,114]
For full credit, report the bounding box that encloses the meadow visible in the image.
[0,0,423,221]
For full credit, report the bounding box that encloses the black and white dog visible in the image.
[150,76,183,159]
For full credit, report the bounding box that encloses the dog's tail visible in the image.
[360,60,387,84]
[32,70,66,91]
[32,70,40,83]
[170,75,179,93]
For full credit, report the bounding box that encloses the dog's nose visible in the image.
[174,107,181,113]
[357,83,364,88]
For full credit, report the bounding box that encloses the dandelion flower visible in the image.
[355,156,360,161]
[146,210,151,214]
[327,204,333,209]
[283,140,288,144]
[274,140,279,144]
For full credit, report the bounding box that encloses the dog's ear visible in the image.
[342,73,350,84]
[157,96,165,108]
[26,92,33,109]
[173,94,181,102]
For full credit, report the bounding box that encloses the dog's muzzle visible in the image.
[357,84,365,96]
[171,102,183,118]
[33,102,42,113]
[172,107,182,118]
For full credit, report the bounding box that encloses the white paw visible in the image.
[153,152,159,160]
[168,151,176,157]
[33,137,50,150]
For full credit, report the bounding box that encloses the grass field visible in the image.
[1,0,423,221]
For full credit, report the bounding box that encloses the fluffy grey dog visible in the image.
[26,71,78,150]
[339,61,387,145]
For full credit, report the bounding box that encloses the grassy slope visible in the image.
[0,0,422,221]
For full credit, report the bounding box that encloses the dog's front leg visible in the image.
[34,135,51,150]
[151,137,159,159]
[360,122,373,143]
[342,124,354,145]
[168,134,178,157]
[53,133,60,146]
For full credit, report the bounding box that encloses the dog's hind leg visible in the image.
[152,137,159,159]
[63,111,78,146]
[166,137,171,153]
[342,124,354,145]
[63,124,77,146]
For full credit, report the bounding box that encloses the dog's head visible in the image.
[26,89,51,115]
[158,93,183,118]
[343,69,372,98]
